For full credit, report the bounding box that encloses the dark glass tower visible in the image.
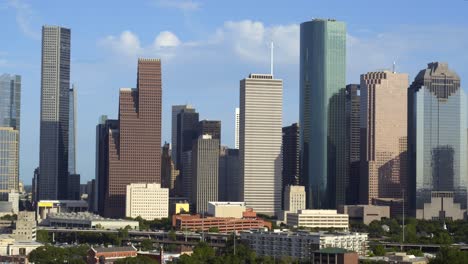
[408,62,467,216]
[346,84,360,204]
[282,123,300,187]
[39,26,71,200]
[300,19,347,209]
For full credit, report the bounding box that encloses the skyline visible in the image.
[1,0,468,184]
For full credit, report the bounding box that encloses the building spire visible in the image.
[270,41,274,77]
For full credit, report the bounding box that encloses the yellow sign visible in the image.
[38,202,54,207]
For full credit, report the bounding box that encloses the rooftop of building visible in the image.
[296,209,343,215]
[241,229,367,238]
[91,245,137,253]
[208,201,246,207]
[37,200,88,206]
[47,212,137,222]
[315,247,353,254]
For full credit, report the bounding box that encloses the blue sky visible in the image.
[1,0,468,185]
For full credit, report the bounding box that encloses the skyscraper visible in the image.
[161,142,180,196]
[346,84,361,205]
[359,71,408,205]
[176,108,199,169]
[240,73,282,216]
[408,62,467,218]
[0,74,21,197]
[68,85,77,175]
[197,120,221,141]
[219,146,240,201]
[101,58,162,218]
[282,123,300,190]
[192,135,219,213]
[39,25,71,200]
[235,108,240,149]
[300,19,347,209]
[172,105,192,166]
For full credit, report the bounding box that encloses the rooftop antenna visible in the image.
[270,41,274,77]
[393,61,396,73]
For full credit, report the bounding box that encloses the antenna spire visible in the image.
[393,61,396,73]
[270,41,274,77]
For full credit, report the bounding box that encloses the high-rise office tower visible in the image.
[161,142,180,196]
[235,108,240,149]
[346,84,360,205]
[0,74,21,197]
[240,73,282,216]
[39,26,71,200]
[172,105,192,166]
[282,123,300,189]
[95,116,118,216]
[68,85,77,175]
[360,71,408,205]
[197,120,221,141]
[192,135,219,214]
[100,58,162,218]
[300,19,347,209]
[408,62,467,218]
[176,108,199,169]
[219,146,240,201]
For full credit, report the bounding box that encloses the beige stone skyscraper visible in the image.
[360,71,408,204]
[240,74,282,216]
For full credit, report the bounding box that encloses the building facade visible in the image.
[207,202,246,218]
[172,105,192,167]
[12,212,36,241]
[338,204,390,225]
[197,120,221,141]
[176,108,199,169]
[235,108,240,149]
[408,62,468,219]
[346,84,360,205]
[125,183,169,220]
[39,25,71,200]
[283,185,306,213]
[300,19,347,209]
[0,74,21,197]
[282,123,300,193]
[240,73,283,216]
[102,58,162,218]
[240,231,367,260]
[68,86,77,175]
[218,147,240,201]
[192,135,219,214]
[360,71,408,206]
[286,209,349,230]
[161,142,180,196]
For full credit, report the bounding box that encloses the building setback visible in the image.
[0,74,21,197]
[359,71,408,207]
[192,135,219,214]
[101,58,162,218]
[346,84,360,205]
[300,19,347,209]
[240,73,282,216]
[408,62,468,219]
[39,25,71,200]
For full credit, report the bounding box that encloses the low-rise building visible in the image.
[12,211,36,241]
[87,246,137,264]
[286,210,349,230]
[416,191,466,221]
[173,213,271,233]
[45,212,139,230]
[36,200,88,222]
[311,248,358,264]
[125,183,169,220]
[240,230,368,260]
[338,205,390,225]
[372,198,403,218]
[207,202,246,218]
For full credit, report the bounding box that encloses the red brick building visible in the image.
[101,58,162,218]
[87,246,137,264]
[172,213,272,233]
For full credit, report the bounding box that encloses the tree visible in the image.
[168,230,176,241]
[407,249,424,257]
[115,255,158,264]
[36,230,51,243]
[430,247,468,264]
[140,239,153,251]
[0,214,17,220]
[28,245,88,264]
[208,227,219,233]
[372,244,386,256]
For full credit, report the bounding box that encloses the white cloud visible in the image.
[154,31,181,48]
[99,30,142,57]
[7,0,40,39]
[153,0,200,11]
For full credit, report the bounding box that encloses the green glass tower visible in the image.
[300,19,347,209]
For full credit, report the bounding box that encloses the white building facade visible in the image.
[240,74,283,216]
[286,210,349,230]
[207,202,246,218]
[125,183,169,220]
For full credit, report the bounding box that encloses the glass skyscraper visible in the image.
[408,62,467,217]
[300,19,347,209]
[0,74,21,196]
[68,86,77,175]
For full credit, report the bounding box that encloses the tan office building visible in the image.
[360,71,408,206]
[286,210,349,230]
[125,183,168,220]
